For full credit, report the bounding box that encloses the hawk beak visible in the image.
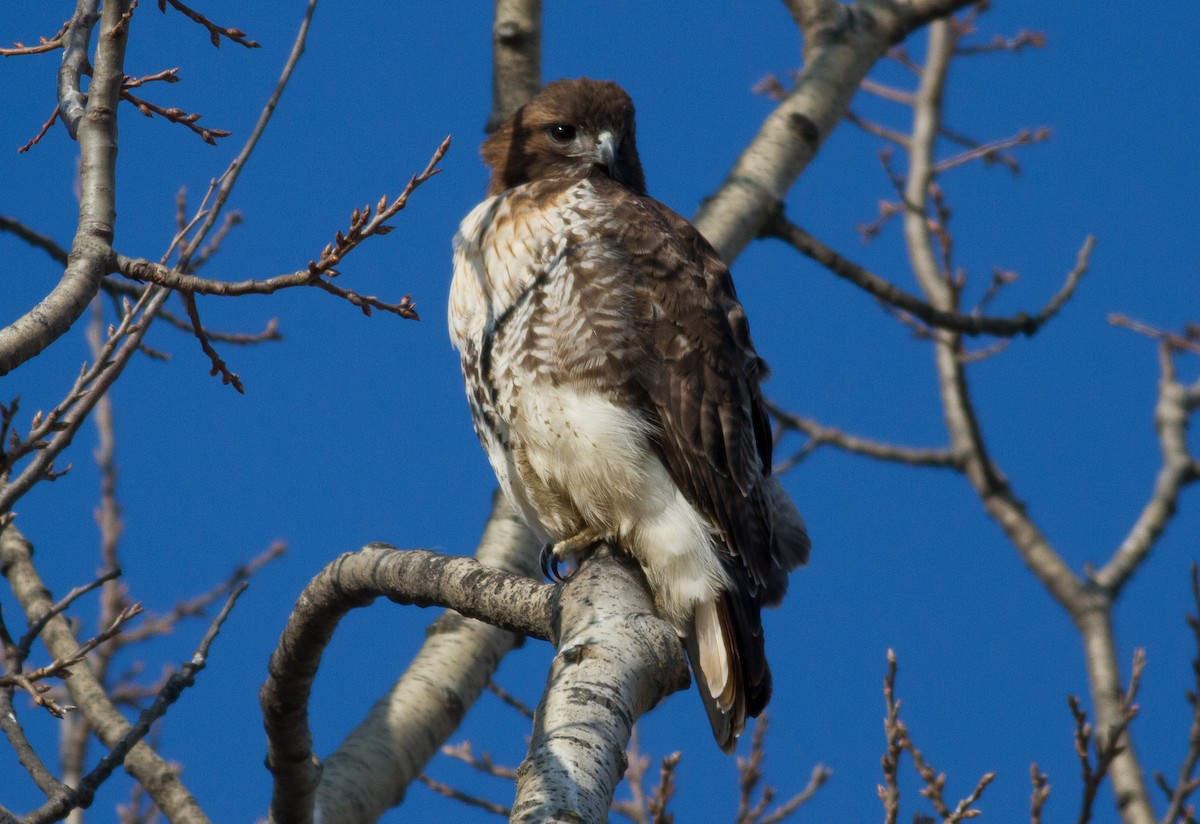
[595,130,618,178]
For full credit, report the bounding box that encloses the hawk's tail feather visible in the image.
[686,592,770,753]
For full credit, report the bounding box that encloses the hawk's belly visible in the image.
[501,383,729,628]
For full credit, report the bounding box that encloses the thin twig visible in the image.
[487,678,535,720]
[18,106,61,153]
[1109,315,1200,355]
[933,126,1050,174]
[417,774,510,817]
[441,741,519,781]
[16,569,122,661]
[1030,763,1051,824]
[769,401,960,471]
[157,0,259,48]
[1159,564,1200,824]
[763,208,1094,338]
[120,88,232,145]
[0,19,72,56]
[27,583,247,821]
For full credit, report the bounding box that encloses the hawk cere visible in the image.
[449,78,809,751]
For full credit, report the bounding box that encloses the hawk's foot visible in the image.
[540,530,609,583]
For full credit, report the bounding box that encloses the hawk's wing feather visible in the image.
[600,184,808,602]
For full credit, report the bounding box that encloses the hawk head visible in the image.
[482,78,647,197]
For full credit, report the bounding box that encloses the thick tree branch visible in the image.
[511,547,691,824]
[56,0,99,138]
[488,0,542,132]
[263,541,553,824]
[0,0,129,376]
[313,493,541,823]
[692,0,976,262]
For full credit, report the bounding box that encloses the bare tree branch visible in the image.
[263,542,554,824]
[110,134,448,330]
[417,773,510,818]
[1159,565,1200,824]
[693,0,976,261]
[769,402,960,470]
[1,523,212,823]
[24,583,247,824]
[1096,339,1200,596]
[762,209,1092,337]
[893,19,1157,823]
[157,0,260,49]
[56,0,99,138]
[0,0,128,376]
[0,18,71,57]
[511,547,690,824]
[311,493,539,822]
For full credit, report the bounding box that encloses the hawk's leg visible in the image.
[540,529,610,583]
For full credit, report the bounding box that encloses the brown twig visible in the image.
[120,88,232,145]
[487,678,535,720]
[1030,763,1051,824]
[878,650,993,823]
[846,110,912,150]
[157,0,259,48]
[763,208,1093,338]
[306,135,450,287]
[880,650,903,824]
[417,773,510,817]
[0,215,69,264]
[1109,315,1200,356]
[955,29,1046,55]
[734,714,829,824]
[647,751,680,824]
[190,210,243,272]
[0,290,152,508]
[441,740,519,781]
[861,77,915,105]
[939,123,1024,173]
[1,19,72,56]
[769,401,960,471]
[3,603,144,718]
[115,541,284,647]
[15,569,123,661]
[1069,649,1145,824]
[182,291,243,391]
[113,135,449,329]
[613,726,652,824]
[934,126,1050,174]
[18,106,60,154]
[122,66,181,88]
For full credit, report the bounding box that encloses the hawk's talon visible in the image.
[540,542,568,583]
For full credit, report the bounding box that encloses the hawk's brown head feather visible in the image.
[482,78,647,196]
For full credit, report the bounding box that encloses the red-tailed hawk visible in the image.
[449,78,809,751]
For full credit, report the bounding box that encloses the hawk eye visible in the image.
[547,124,576,144]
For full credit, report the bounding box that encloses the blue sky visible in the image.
[2,3,1198,822]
